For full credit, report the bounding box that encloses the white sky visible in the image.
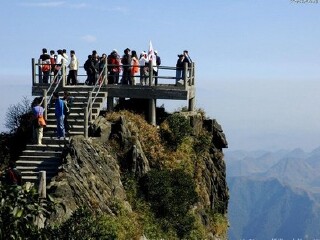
[0,0,320,151]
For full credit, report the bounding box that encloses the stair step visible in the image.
[17,155,61,161]
[18,166,60,171]
[21,150,61,157]
[22,175,56,180]
[17,160,61,166]
[25,144,65,151]
[22,173,58,182]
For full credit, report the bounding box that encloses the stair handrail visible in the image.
[84,63,107,137]
[46,63,66,114]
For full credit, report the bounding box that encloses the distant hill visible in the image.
[226,148,320,239]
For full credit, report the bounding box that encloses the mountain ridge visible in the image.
[226,148,320,239]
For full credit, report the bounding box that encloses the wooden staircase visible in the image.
[16,86,107,184]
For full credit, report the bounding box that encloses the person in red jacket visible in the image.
[107,50,121,84]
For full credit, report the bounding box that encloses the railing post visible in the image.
[148,60,153,86]
[38,59,42,84]
[188,97,195,112]
[32,58,36,86]
[62,59,66,88]
[84,107,88,139]
[89,91,93,123]
[104,62,108,86]
[191,62,195,86]
[36,171,46,228]
[43,89,47,120]
[183,62,188,89]
[148,99,156,126]
[38,171,46,198]
[107,97,114,112]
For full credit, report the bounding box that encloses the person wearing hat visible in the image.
[176,54,185,84]
[139,51,148,85]
[121,48,132,85]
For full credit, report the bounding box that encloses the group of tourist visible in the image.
[39,48,79,85]
[38,48,192,86]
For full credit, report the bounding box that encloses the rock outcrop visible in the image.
[46,111,229,237]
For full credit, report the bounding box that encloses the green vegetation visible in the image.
[140,169,198,238]
[0,184,55,240]
[160,113,193,150]
[44,206,142,240]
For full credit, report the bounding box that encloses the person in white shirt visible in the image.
[54,49,68,81]
[139,51,148,85]
[67,50,79,85]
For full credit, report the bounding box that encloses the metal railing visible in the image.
[32,58,195,88]
[84,64,107,138]
[32,58,66,120]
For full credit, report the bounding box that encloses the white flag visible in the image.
[148,40,157,71]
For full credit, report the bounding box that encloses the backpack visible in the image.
[41,60,51,72]
[84,60,90,72]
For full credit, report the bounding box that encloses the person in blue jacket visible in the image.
[53,92,65,139]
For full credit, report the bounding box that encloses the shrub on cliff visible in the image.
[140,169,198,238]
[160,113,192,150]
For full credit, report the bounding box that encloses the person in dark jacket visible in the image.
[121,48,132,85]
[176,54,184,83]
[84,55,96,85]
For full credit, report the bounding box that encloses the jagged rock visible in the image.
[46,135,129,225]
[111,115,150,178]
[204,119,228,149]
[179,111,204,135]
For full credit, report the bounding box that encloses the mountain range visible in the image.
[226,148,320,239]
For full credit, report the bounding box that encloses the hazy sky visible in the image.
[0,0,319,152]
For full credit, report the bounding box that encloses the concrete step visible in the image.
[60,90,107,98]
[18,165,60,172]
[46,118,85,125]
[17,155,61,162]
[47,106,100,114]
[21,149,61,157]
[21,173,59,183]
[25,144,65,151]
[45,125,84,131]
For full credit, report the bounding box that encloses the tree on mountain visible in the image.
[1,96,33,166]
[5,96,32,133]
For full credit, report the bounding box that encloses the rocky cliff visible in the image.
[47,110,229,239]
